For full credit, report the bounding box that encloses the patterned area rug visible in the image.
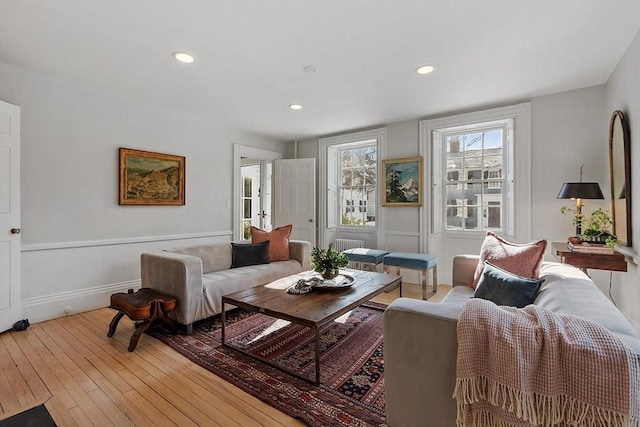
[148,303,387,427]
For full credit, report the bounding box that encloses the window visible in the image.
[318,128,386,249]
[444,129,504,231]
[339,144,377,226]
[424,103,531,239]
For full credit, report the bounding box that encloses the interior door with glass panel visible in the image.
[240,159,272,239]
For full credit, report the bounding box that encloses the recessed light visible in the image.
[416,65,434,75]
[289,104,303,110]
[172,52,194,63]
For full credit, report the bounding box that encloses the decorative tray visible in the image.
[286,274,355,294]
[312,274,355,290]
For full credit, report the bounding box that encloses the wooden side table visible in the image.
[551,241,627,273]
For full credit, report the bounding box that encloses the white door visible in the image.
[0,100,21,333]
[273,158,316,246]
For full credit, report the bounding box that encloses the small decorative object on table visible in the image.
[287,276,322,294]
[311,243,349,279]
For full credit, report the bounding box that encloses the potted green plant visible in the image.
[311,243,349,280]
[580,208,617,247]
[561,207,617,248]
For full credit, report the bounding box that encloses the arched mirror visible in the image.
[608,110,632,247]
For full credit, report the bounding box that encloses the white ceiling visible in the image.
[1,1,639,141]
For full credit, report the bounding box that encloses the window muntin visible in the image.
[444,128,504,231]
[339,144,377,226]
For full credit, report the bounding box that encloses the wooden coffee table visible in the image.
[221,269,401,385]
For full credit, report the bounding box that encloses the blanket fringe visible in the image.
[454,376,639,427]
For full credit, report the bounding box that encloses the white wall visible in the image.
[531,86,616,304]
[298,84,638,325]
[0,62,288,322]
[604,31,640,329]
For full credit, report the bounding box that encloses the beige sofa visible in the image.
[383,254,640,427]
[141,240,310,334]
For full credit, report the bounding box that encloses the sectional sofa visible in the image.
[383,254,640,426]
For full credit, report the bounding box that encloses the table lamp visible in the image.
[557,166,604,236]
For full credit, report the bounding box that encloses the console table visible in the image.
[552,241,627,273]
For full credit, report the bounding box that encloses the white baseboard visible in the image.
[22,280,142,324]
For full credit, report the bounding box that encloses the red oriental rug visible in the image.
[148,303,387,427]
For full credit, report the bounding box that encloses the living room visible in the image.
[1,1,639,426]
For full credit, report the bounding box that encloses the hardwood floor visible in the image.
[0,282,451,426]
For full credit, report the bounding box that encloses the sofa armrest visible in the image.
[140,252,204,325]
[452,254,479,287]
[384,298,462,427]
[289,240,311,270]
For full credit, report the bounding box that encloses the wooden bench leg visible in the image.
[107,311,125,337]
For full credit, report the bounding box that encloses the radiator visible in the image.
[334,238,365,253]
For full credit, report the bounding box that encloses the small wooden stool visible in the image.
[108,288,177,352]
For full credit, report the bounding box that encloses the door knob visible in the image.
[10,228,20,234]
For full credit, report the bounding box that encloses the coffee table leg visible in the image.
[315,327,321,385]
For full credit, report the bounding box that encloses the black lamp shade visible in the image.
[557,182,604,199]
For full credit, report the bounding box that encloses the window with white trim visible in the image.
[338,142,377,226]
[443,128,505,231]
[429,108,526,238]
[318,128,386,249]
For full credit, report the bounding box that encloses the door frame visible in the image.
[233,144,281,241]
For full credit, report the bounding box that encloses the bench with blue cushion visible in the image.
[383,252,437,300]
[342,248,389,272]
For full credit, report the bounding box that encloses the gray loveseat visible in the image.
[383,254,640,427]
[141,240,311,333]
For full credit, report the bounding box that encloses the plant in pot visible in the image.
[561,206,617,248]
[580,208,617,248]
[311,243,349,280]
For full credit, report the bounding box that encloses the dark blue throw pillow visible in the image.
[231,241,270,268]
[473,261,544,308]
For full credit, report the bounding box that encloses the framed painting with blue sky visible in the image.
[382,156,423,207]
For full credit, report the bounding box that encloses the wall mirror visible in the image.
[608,110,632,247]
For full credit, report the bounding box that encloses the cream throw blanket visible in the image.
[454,299,640,427]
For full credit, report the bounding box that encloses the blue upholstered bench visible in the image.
[383,252,437,300]
[342,248,389,272]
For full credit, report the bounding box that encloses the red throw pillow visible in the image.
[470,231,547,289]
[250,224,292,262]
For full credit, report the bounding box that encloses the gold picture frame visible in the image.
[119,148,185,205]
[382,156,423,207]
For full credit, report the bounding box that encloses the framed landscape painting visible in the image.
[382,156,423,207]
[119,148,185,205]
